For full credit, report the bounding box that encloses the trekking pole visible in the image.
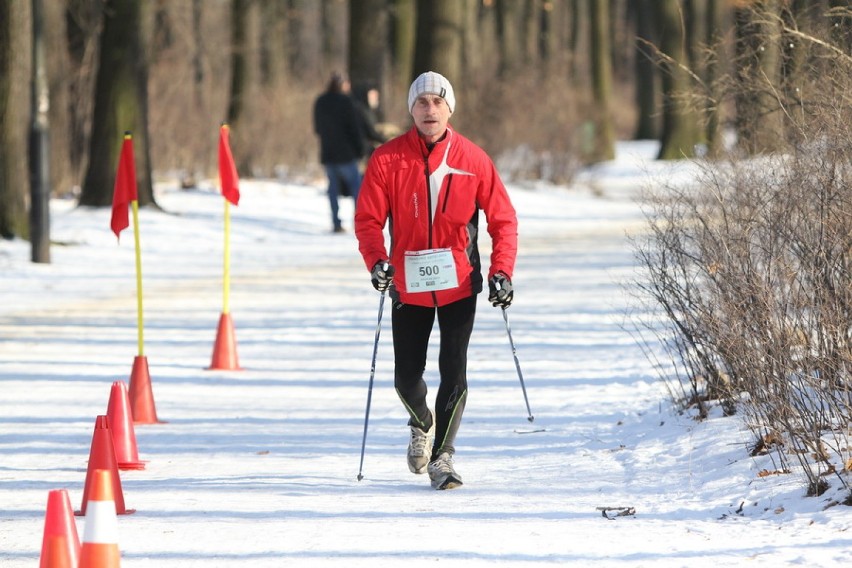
[501,306,534,422]
[357,291,386,480]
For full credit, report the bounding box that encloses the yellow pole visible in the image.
[131,199,144,356]
[223,199,231,315]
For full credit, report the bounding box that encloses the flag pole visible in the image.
[111,132,162,423]
[208,123,241,370]
[131,199,144,356]
[223,199,231,315]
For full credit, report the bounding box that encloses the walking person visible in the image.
[354,71,518,490]
[313,72,365,233]
[352,82,388,160]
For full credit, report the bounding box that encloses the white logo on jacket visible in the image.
[429,134,473,219]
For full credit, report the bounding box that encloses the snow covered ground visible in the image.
[1,141,850,566]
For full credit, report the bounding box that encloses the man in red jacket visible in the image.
[355,71,518,490]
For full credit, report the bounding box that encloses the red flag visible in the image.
[110,134,138,239]
[219,125,240,206]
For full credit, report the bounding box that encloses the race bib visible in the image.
[404,248,458,292]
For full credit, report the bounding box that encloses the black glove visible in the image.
[371,261,395,292]
[488,273,513,308]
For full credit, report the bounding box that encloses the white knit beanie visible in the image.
[408,71,455,114]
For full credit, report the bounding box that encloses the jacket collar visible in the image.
[408,125,454,158]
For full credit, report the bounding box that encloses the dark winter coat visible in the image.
[352,92,386,157]
[355,126,518,308]
[313,91,365,165]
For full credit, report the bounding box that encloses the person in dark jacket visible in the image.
[355,71,518,490]
[313,72,365,233]
[352,82,387,160]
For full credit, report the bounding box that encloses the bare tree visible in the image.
[703,0,726,156]
[7,0,836,201]
[733,0,785,155]
[65,0,102,189]
[414,0,463,82]
[588,0,615,161]
[656,0,702,160]
[0,0,30,239]
[632,0,659,140]
[286,0,324,82]
[350,0,389,91]
[43,0,74,196]
[226,0,250,130]
[79,0,154,207]
[389,0,416,107]
[320,0,347,76]
[494,0,522,77]
[259,0,289,88]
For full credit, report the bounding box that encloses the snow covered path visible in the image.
[1,176,850,566]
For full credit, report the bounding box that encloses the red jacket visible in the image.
[355,126,518,307]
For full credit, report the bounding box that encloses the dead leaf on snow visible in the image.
[757,468,790,477]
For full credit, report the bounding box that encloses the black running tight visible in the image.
[392,295,476,460]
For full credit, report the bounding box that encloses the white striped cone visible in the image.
[78,469,121,567]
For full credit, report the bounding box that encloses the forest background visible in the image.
[3,0,850,243]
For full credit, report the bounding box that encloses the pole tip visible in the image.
[357,474,364,481]
[528,415,535,423]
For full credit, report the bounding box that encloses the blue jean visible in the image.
[324,161,362,230]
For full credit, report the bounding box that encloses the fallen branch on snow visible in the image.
[597,506,636,519]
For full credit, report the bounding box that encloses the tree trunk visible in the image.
[43,0,73,197]
[321,0,347,76]
[385,0,416,120]
[414,0,463,83]
[65,0,101,189]
[539,0,558,69]
[733,0,785,155]
[523,0,540,66]
[704,0,726,156]
[588,0,616,161]
[259,0,293,90]
[495,0,522,76]
[657,0,701,160]
[349,0,389,92]
[192,0,205,97]
[227,0,248,128]
[0,0,31,239]
[632,0,659,140]
[226,0,257,176]
[79,0,154,207]
[287,0,323,81]
[461,0,483,78]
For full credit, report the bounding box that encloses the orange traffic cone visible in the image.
[39,489,80,568]
[40,535,73,568]
[106,381,146,470]
[77,415,135,516]
[128,355,164,424]
[208,312,242,370]
[78,469,121,568]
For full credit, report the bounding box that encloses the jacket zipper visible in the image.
[441,175,453,213]
[424,157,433,248]
[423,156,438,306]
